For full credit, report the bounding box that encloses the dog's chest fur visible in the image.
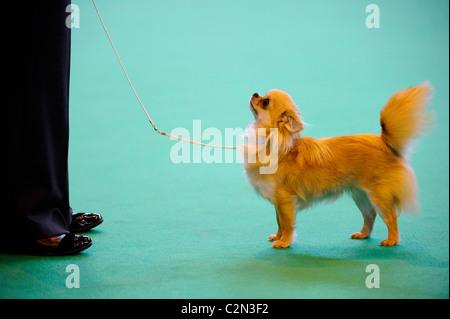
[244,165,277,202]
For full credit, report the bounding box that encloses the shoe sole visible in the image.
[40,241,93,256]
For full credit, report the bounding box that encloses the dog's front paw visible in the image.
[271,240,291,248]
[268,234,281,241]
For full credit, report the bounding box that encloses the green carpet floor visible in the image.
[1,0,448,299]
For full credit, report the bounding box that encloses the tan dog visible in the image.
[243,83,433,248]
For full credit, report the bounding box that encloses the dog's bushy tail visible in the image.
[380,82,433,157]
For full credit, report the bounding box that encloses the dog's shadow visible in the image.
[257,237,445,265]
[234,238,447,289]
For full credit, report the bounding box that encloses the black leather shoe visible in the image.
[35,233,92,256]
[69,212,103,233]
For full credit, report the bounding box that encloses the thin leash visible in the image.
[91,0,237,149]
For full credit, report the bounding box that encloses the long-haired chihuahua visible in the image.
[243,83,433,248]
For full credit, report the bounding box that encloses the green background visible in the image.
[1,0,448,298]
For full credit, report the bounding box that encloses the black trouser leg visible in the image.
[5,0,72,241]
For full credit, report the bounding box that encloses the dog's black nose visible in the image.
[253,93,259,98]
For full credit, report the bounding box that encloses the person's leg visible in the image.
[21,0,73,239]
[5,1,72,242]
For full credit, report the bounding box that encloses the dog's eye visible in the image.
[262,98,270,108]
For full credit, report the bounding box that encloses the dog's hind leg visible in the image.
[350,188,377,240]
[378,206,399,246]
[366,190,400,246]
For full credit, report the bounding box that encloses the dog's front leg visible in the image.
[268,208,282,242]
[271,196,296,248]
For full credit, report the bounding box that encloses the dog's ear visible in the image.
[278,110,303,134]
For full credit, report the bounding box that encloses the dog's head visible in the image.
[249,89,304,138]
